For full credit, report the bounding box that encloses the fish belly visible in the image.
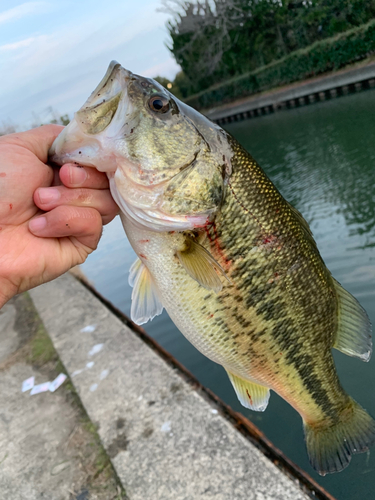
[122,218,262,379]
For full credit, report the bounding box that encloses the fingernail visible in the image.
[69,165,87,186]
[29,217,47,232]
[38,188,60,204]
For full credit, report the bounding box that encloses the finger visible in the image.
[59,163,109,189]
[52,165,62,187]
[29,205,103,251]
[0,125,64,163]
[34,185,119,221]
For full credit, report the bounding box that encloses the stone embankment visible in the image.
[205,61,375,125]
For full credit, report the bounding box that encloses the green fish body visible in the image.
[50,61,375,475]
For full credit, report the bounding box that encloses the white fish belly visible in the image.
[122,217,246,372]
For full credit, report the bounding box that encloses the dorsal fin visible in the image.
[226,370,270,412]
[332,278,372,361]
[177,236,230,293]
[128,258,164,325]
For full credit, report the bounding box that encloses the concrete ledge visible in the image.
[205,62,375,122]
[30,274,312,500]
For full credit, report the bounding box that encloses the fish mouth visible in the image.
[49,61,132,171]
[78,60,125,119]
[86,60,123,106]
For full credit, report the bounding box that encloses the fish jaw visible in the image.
[49,61,134,172]
[48,121,105,169]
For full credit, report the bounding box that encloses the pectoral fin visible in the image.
[177,237,230,293]
[128,258,163,325]
[226,370,270,412]
[332,278,372,361]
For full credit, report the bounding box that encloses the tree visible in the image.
[163,0,375,96]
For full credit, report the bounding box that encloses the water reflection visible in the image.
[81,88,375,499]
[230,91,375,250]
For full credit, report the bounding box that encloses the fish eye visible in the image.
[148,95,170,114]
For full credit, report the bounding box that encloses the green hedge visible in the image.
[184,20,375,110]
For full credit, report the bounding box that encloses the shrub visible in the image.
[185,20,375,110]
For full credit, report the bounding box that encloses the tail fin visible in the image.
[304,398,375,475]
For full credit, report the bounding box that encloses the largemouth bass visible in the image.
[50,61,375,475]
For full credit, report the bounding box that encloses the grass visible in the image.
[29,322,56,366]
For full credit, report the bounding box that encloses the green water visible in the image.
[81,89,375,499]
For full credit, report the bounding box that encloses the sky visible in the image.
[0,0,181,128]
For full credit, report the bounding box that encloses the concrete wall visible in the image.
[204,62,375,124]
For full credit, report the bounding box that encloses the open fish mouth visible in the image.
[49,61,132,172]
[49,60,232,232]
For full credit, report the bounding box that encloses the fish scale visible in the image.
[50,61,375,475]
[210,141,346,420]
[123,140,348,425]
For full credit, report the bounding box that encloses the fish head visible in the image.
[50,61,232,231]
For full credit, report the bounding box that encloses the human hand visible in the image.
[0,125,118,308]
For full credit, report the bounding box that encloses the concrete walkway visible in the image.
[0,293,124,500]
[27,274,313,500]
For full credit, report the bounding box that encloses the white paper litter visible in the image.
[86,362,94,369]
[30,382,51,395]
[80,324,97,333]
[22,376,35,392]
[88,344,103,356]
[90,383,98,392]
[161,421,172,433]
[72,369,84,378]
[49,373,67,392]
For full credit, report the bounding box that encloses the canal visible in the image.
[81,88,375,499]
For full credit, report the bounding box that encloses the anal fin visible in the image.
[128,258,163,325]
[332,278,372,362]
[226,370,270,412]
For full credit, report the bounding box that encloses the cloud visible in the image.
[0,1,181,128]
[0,2,49,25]
[0,36,38,52]
[2,3,174,91]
